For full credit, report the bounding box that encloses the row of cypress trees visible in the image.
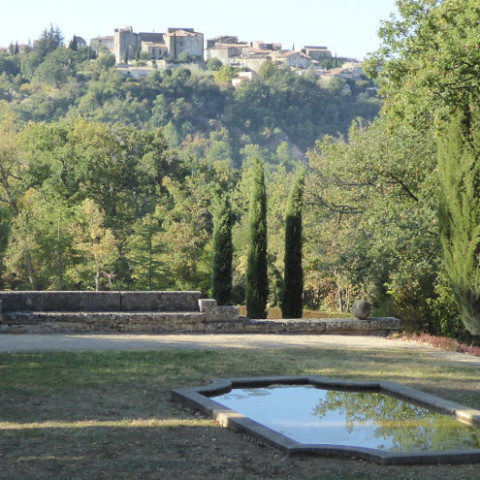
[212,159,305,319]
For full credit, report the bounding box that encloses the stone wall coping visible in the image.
[0,291,202,313]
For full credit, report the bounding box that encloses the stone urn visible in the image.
[351,300,371,320]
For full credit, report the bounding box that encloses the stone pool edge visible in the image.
[171,375,480,466]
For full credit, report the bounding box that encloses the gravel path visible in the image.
[1,333,480,367]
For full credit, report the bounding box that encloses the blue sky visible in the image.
[1,0,398,60]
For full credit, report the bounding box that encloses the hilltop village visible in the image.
[89,26,364,86]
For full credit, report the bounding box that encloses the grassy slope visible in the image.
[0,347,479,479]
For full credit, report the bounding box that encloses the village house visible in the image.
[90,35,114,54]
[231,70,259,88]
[206,35,243,49]
[112,26,203,64]
[273,50,313,69]
[204,36,329,73]
[205,36,250,64]
[233,48,275,71]
[164,28,204,59]
[318,61,365,84]
[301,45,332,61]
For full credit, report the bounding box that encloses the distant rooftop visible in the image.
[164,29,203,37]
[138,32,165,43]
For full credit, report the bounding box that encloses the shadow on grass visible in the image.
[2,421,480,480]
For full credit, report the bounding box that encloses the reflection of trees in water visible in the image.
[312,390,480,452]
[223,387,271,401]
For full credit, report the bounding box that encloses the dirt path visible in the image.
[1,333,480,366]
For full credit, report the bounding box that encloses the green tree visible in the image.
[282,169,305,318]
[304,118,439,326]
[4,187,75,290]
[212,194,233,305]
[206,57,223,71]
[213,65,236,88]
[366,0,480,127]
[438,108,480,335]
[33,48,78,87]
[246,159,268,318]
[70,198,118,291]
[68,35,78,51]
[34,24,64,57]
[21,25,64,79]
[155,173,212,291]
[0,206,10,287]
[125,208,170,290]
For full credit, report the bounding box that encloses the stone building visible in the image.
[301,45,332,61]
[234,49,274,71]
[274,50,313,69]
[90,35,114,54]
[206,35,242,49]
[205,43,249,63]
[231,70,259,88]
[205,36,284,71]
[204,35,249,64]
[112,26,203,64]
[138,32,168,59]
[114,27,140,63]
[164,28,204,59]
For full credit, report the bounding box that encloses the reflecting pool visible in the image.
[213,385,480,452]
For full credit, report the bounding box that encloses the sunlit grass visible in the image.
[0,418,214,430]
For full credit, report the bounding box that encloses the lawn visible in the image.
[1,345,479,479]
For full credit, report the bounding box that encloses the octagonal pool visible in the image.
[172,376,480,465]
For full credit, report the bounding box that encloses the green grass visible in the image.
[1,347,479,479]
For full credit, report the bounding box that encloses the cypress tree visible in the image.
[69,35,78,51]
[282,169,305,318]
[246,159,268,319]
[212,194,233,305]
[438,107,480,335]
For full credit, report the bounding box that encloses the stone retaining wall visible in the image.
[0,291,401,335]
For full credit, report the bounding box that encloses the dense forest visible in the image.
[1,0,480,341]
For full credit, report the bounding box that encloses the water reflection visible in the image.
[213,385,480,452]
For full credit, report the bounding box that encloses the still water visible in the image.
[213,385,480,452]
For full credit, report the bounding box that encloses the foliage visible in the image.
[32,48,82,87]
[70,198,118,291]
[282,168,305,318]
[304,118,440,327]
[438,108,480,335]
[154,172,212,292]
[212,194,233,305]
[206,57,223,71]
[125,209,168,290]
[245,159,268,319]
[366,0,480,127]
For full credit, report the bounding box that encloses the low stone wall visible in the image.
[205,317,401,336]
[0,291,202,313]
[0,291,401,335]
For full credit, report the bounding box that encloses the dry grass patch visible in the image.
[0,347,479,479]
